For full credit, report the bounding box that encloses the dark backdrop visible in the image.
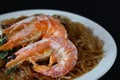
[0,0,119,80]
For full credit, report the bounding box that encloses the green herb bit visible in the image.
[0,51,9,59]
[7,66,18,74]
[0,34,7,45]
[0,46,21,60]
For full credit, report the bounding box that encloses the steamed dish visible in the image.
[0,14,104,80]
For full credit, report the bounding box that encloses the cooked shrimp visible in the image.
[0,15,67,51]
[3,15,78,78]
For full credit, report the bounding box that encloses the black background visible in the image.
[0,0,119,80]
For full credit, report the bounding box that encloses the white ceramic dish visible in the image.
[0,9,117,80]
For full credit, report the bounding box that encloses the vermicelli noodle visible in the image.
[0,14,104,80]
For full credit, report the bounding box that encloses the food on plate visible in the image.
[0,14,104,80]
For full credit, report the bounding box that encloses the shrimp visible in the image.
[0,15,67,51]
[2,15,78,78]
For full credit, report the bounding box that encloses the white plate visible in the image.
[0,9,117,80]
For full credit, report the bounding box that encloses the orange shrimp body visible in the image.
[1,15,78,78]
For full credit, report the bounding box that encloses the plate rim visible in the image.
[0,9,117,80]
